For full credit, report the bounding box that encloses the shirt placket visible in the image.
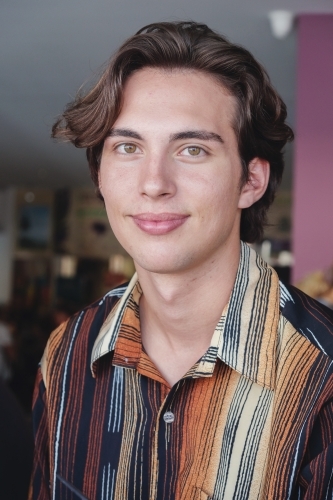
[150,380,185,500]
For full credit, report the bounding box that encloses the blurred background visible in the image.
[0,0,332,454]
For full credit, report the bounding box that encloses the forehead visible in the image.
[116,67,237,131]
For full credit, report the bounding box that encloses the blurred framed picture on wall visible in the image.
[17,204,52,250]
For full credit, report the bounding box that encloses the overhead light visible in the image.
[268,10,294,39]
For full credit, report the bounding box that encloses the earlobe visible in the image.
[238,158,270,209]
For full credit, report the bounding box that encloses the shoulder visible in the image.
[279,281,333,360]
[41,281,129,388]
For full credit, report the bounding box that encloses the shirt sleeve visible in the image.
[298,397,333,498]
[29,367,51,500]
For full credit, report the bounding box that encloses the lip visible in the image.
[131,213,189,235]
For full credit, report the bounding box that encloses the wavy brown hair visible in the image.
[52,21,294,242]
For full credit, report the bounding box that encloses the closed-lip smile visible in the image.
[131,213,189,235]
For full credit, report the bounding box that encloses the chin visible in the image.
[136,261,182,275]
[134,253,194,275]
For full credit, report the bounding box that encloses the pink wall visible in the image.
[292,14,333,283]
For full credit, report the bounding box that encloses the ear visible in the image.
[238,157,270,209]
[98,171,103,197]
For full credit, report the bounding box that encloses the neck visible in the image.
[135,240,241,385]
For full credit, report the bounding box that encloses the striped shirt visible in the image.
[30,242,333,499]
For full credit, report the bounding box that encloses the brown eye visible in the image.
[187,147,201,156]
[124,144,137,153]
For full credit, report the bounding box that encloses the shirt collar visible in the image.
[215,242,280,389]
[91,272,139,372]
[91,242,280,389]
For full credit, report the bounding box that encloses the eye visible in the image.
[188,146,201,156]
[116,143,139,154]
[180,146,205,157]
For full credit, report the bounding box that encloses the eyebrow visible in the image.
[170,130,224,144]
[108,128,143,140]
[108,128,223,144]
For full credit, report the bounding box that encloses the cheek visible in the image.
[100,165,133,202]
[197,180,241,235]
[103,202,132,253]
[99,177,124,230]
[200,179,239,213]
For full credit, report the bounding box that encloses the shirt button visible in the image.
[163,411,175,424]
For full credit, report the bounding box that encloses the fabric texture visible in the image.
[31,243,333,499]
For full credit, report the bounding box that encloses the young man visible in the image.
[31,22,333,500]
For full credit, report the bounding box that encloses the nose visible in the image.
[139,153,176,199]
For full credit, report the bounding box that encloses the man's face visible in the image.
[99,68,249,275]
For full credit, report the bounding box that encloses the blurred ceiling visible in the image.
[1,0,333,189]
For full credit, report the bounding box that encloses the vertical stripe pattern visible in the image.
[30,243,333,500]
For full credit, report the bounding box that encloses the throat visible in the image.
[140,316,214,387]
[142,340,209,388]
